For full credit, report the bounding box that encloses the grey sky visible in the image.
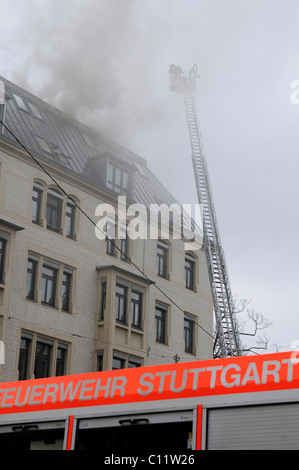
[1,0,299,352]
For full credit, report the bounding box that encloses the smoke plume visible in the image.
[11,0,178,149]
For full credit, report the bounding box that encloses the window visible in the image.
[0,236,7,284]
[13,93,28,112]
[65,199,76,239]
[62,268,72,312]
[34,337,53,379]
[155,304,167,344]
[112,353,126,370]
[41,261,59,307]
[97,271,146,333]
[115,284,127,323]
[105,236,115,256]
[46,188,63,233]
[100,281,107,321]
[35,134,52,153]
[82,132,96,149]
[31,182,79,239]
[31,182,44,224]
[105,220,130,261]
[119,224,129,261]
[105,217,116,256]
[185,253,196,290]
[157,240,169,278]
[112,351,142,370]
[56,343,68,376]
[97,351,104,372]
[128,357,142,368]
[184,315,195,354]
[27,253,74,312]
[18,333,32,381]
[107,162,130,195]
[35,135,70,165]
[18,332,68,380]
[27,102,43,120]
[131,290,142,329]
[26,255,38,300]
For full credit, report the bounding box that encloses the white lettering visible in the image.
[155,371,172,393]
[137,373,155,396]
[189,368,206,390]
[262,360,281,384]
[60,380,82,402]
[1,388,16,408]
[94,197,203,250]
[221,364,241,388]
[95,204,115,240]
[170,370,189,393]
[29,385,44,405]
[117,196,128,238]
[281,359,297,382]
[149,203,182,240]
[43,383,59,404]
[110,376,127,398]
[94,377,112,399]
[104,455,139,467]
[15,386,31,407]
[241,362,260,386]
[127,204,148,239]
[206,365,223,389]
[79,379,95,401]
[182,204,204,251]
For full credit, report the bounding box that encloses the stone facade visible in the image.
[0,78,213,383]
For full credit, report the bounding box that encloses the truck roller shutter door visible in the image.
[207,403,299,450]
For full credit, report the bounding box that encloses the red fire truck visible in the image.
[0,351,298,451]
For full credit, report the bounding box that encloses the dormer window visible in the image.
[107,161,129,195]
[83,152,135,199]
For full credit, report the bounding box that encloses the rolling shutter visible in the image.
[207,403,299,450]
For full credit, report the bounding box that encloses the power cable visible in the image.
[0,119,214,342]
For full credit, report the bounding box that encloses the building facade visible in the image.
[0,77,213,383]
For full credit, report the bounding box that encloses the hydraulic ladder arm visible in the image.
[169,64,242,357]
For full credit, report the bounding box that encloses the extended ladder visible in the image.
[169,65,241,357]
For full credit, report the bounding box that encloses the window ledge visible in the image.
[46,224,63,235]
[131,325,143,334]
[116,320,129,329]
[41,301,59,310]
[26,296,37,303]
[155,340,169,347]
[184,350,196,356]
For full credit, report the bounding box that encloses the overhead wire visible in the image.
[0,118,214,343]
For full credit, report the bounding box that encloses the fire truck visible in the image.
[0,351,298,451]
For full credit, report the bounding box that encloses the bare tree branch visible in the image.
[232,296,274,355]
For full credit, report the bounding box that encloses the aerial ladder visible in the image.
[169,64,242,357]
